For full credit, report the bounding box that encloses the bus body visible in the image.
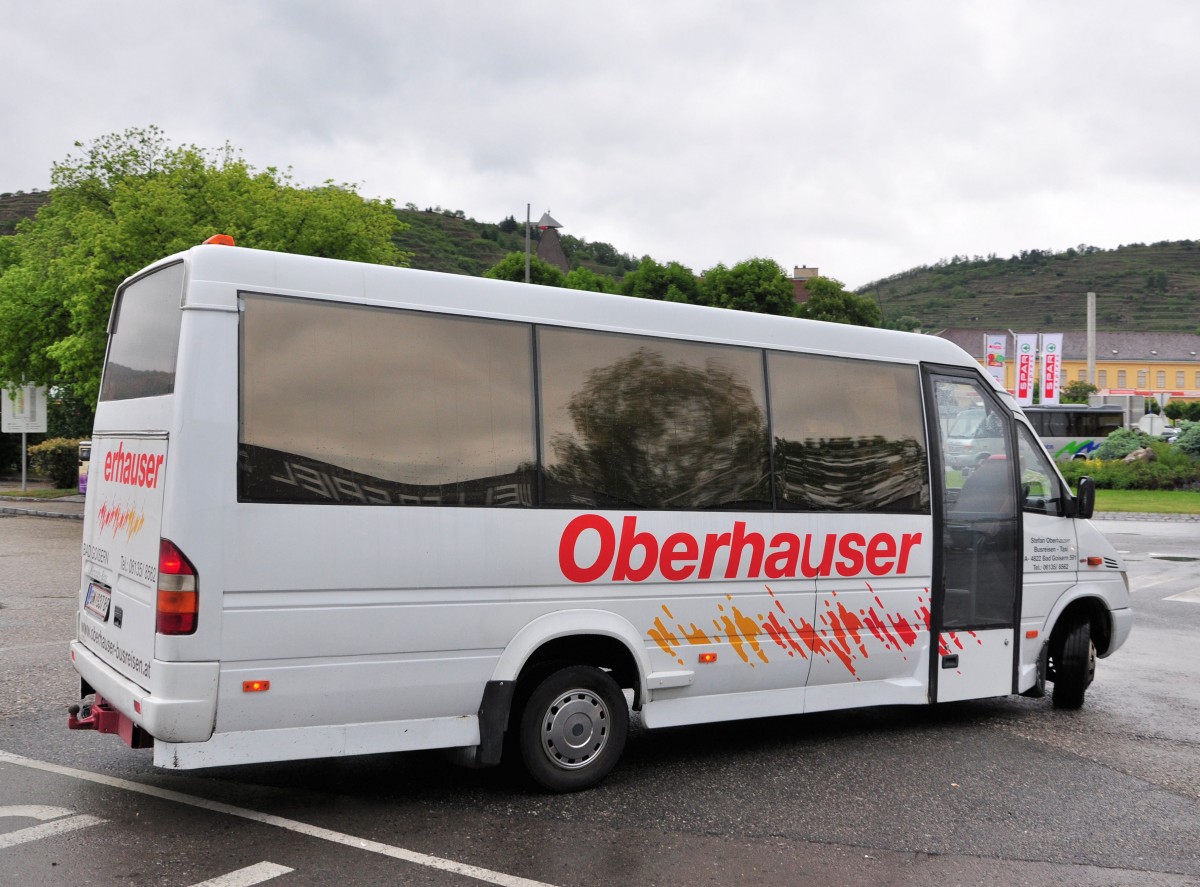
[1023,404,1125,461]
[69,243,1132,791]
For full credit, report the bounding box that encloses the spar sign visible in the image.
[1041,334,1064,405]
[1015,335,1037,405]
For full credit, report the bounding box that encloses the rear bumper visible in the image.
[69,641,219,743]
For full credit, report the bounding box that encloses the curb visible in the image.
[0,505,84,520]
[1092,511,1200,522]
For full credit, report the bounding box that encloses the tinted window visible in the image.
[1017,425,1065,517]
[539,328,770,509]
[768,353,929,513]
[239,294,536,506]
[99,263,185,401]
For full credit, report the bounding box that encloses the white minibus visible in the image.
[68,240,1132,791]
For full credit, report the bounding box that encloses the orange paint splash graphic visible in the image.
[649,604,713,665]
[95,500,146,541]
[648,584,931,677]
[714,600,769,665]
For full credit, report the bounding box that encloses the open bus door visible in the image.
[928,370,1021,702]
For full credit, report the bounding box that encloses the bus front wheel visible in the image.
[517,665,628,792]
[1051,617,1096,709]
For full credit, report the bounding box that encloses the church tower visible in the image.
[535,211,570,274]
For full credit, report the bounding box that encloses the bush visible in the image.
[1093,427,1154,461]
[1058,441,1200,490]
[1176,421,1200,459]
[27,437,82,488]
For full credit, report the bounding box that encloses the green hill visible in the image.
[860,242,1200,332]
[393,206,525,275]
[393,206,638,279]
[4,190,1198,331]
[0,190,50,235]
[0,192,638,280]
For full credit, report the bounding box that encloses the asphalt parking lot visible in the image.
[0,512,1196,886]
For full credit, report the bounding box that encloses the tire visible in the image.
[517,665,628,792]
[1052,617,1096,709]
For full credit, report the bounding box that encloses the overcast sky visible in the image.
[5,1,1197,289]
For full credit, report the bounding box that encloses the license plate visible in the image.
[84,583,112,620]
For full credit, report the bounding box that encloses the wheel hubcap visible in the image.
[540,689,609,770]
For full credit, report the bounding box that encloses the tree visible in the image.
[564,266,617,293]
[619,257,701,303]
[1145,269,1168,292]
[888,314,924,332]
[796,276,883,327]
[1061,380,1098,404]
[701,258,796,316]
[0,127,406,407]
[483,251,566,287]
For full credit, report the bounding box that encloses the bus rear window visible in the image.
[100,263,186,401]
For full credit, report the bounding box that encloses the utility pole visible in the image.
[1087,291,1096,385]
[524,204,531,284]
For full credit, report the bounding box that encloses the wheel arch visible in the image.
[1046,593,1113,658]
[491,609,650,701]
[463,611,648,770]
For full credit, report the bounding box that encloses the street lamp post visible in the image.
[524,203,531,284]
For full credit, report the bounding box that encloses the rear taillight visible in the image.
[157,538,198,635]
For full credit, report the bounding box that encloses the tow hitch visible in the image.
[68,695,154,749]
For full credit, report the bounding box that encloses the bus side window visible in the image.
[1017,425,1064,516]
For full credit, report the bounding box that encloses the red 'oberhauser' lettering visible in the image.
[559,514,923,584]
[102,441,165,489]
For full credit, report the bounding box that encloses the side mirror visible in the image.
[1074,476,1096,520]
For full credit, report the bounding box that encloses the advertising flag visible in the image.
[984,334,1007,386]
[1015,335,1037,405]
[1041,333,1064,405]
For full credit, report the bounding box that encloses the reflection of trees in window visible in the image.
[545,348,770,509]
[775,436,928,512]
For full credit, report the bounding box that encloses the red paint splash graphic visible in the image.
[648,583,930,677]
[95,500,146,541]
[938,630,985,656]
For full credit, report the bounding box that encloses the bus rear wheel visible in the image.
[517,665,628,792]
[1051,617,1096,709]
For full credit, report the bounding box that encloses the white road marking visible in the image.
[1164,590,1200,603]
[187,861,294,887]
[0,804,85,820]
[0,751,557,887]
[0,814,105,849]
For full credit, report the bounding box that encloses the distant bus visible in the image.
[1023,405,1125,461]
[78,440,91,495]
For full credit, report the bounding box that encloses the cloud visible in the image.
[4,0,1198,289]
